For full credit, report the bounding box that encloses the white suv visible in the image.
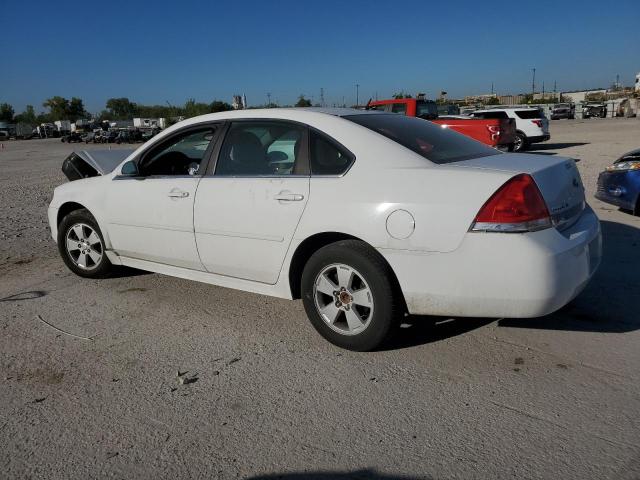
[471,108,550,152]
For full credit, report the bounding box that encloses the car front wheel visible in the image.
[301,240,400,351]
[58,209,113,278]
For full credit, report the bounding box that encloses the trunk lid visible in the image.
[451,153,585,229]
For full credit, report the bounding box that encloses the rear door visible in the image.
[194,120,310,284]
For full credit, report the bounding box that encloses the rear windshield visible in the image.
[473,111,508,119]
[515,109,544,119]
[344,113,499,165]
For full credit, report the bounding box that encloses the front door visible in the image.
[194,120,310,284]
[105,125,219,270]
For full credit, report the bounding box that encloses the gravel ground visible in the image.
[1,120,639,480]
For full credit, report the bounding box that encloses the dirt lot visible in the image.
[1,119,639,480]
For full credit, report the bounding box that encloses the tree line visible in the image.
[0,96,235,125]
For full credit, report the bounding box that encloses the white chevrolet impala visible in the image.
[48,108,601,350]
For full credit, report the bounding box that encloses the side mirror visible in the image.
[121,160,139,176]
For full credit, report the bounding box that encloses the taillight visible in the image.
[470,174,551,233]
[486,125,500,141]
[532,119,543,128]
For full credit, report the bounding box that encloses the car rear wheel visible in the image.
[58,209,113,278]
[513,132,528,152]
[301,240,400,351]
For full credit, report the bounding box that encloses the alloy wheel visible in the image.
[65,223,103,270]
[313,263,374,335]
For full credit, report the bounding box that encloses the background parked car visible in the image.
[61,132,84,143]
[595,148,640,215]
[471,107,550,152]
[583,103,607,118]
[368,98,516,151]
[551,103,575,120]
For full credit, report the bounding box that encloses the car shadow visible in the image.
[529,142,589,151]
[499,220,640,333]
[245,469,428,480]
[380,316,494,351]
[109,266,151,278]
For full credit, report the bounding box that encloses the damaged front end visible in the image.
[62,150,134,181]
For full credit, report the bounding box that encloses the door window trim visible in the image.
[114,121,225,180]
[308,127,356,177]
[206,119,311,178]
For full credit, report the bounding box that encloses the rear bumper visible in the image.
[529,134,550,143]
[380,205,601,318]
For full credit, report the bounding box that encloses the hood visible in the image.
[62,149,134,181]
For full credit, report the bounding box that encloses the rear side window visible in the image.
[473,111,508,119]
[345,113,498,165]
[310,131,354,175]
[515,109,544,119]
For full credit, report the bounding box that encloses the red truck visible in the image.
[367,98,516,151]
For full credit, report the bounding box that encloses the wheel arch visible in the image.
[56,201,112,248]
[57,201,90,226]
[287,231,407,311]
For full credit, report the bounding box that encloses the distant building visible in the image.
[232,94,247,110]
[635,72,640,92]
[559,89,606,103]
[133,118,166,129]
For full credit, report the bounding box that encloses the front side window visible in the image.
[215,121,305,176]
[368,104,389,112]
[139,127,216,176]
[310,131,353,175]
[345,113,498,165]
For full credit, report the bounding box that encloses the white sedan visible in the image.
[48,108,601,351]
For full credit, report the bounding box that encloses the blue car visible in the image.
[596,148,640,215]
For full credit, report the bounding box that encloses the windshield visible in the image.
[416,101,438,119]
[344,113,499,165]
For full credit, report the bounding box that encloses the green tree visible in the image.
[68,97,86,121]
[15,105,37,124]
[183,98,211,118]
[392,92,412,99]
[0,103,15,122]
[106,97,138,119]
[209,100,233,113]
[485,96,500,105]
[295,95,312,107]
[43,96,72,120]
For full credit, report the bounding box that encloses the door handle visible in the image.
[274,192,304,202]
[168,189,189,198]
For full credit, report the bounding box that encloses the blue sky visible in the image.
[1,0,638,114]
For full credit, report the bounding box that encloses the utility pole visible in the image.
[531,68,536,96]
[542,81,545,98]
[320,88,325,107]
[266,92,271,106]
[355,83,360,107]
[491,82,494,95]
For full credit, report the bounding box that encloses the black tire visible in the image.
[301,240,401,351]
[57,209,113,278]
[513,132,528,152]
